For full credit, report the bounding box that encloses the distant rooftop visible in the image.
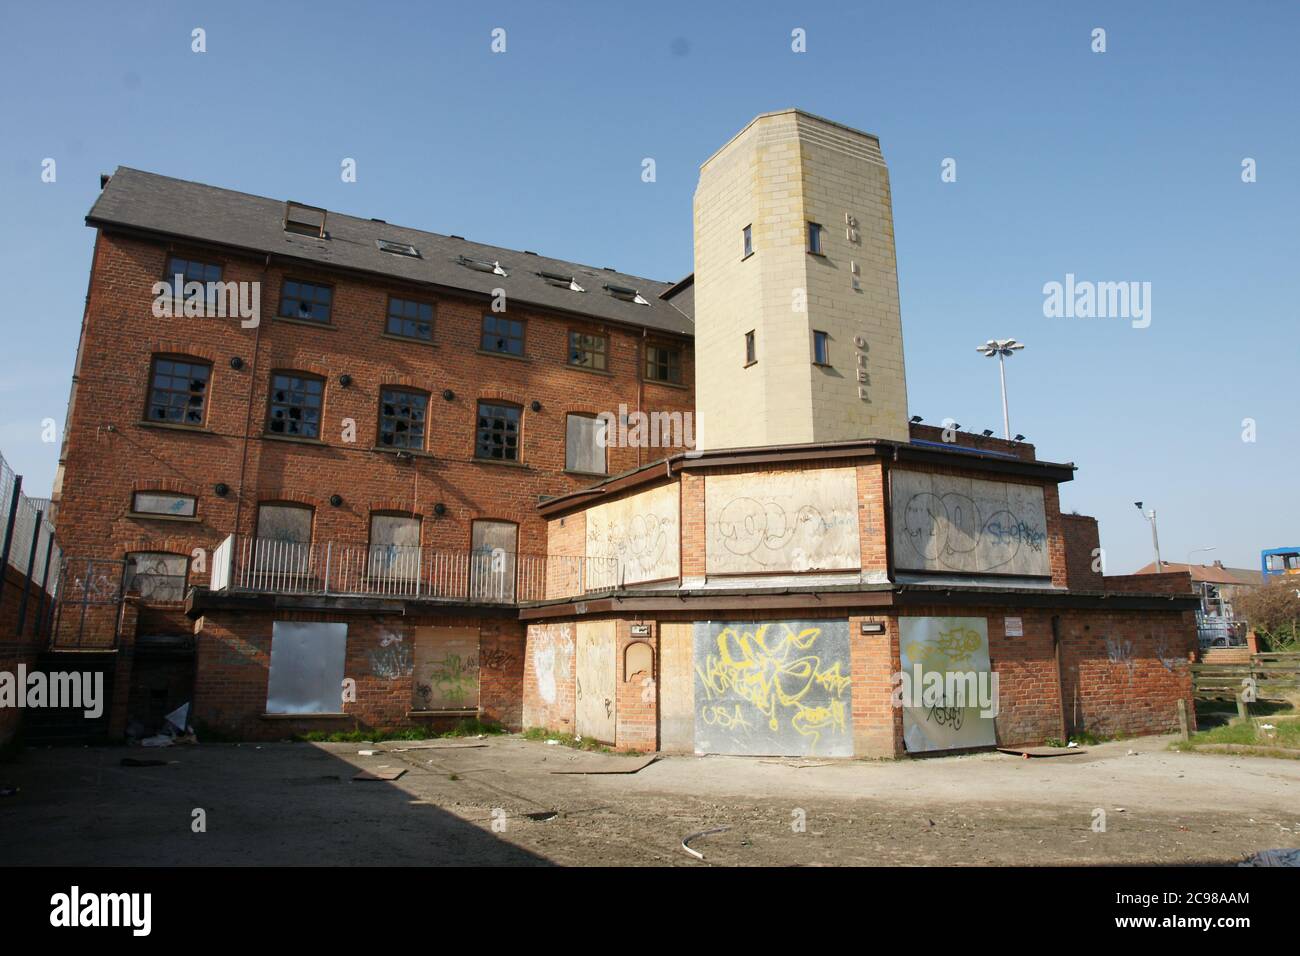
[87,167,695,336]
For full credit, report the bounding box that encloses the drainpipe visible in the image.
[232,253,270,540]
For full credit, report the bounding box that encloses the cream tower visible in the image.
[692,109,910,450]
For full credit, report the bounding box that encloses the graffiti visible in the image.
[927,704,966,731]
[1154,639,1184,672]
[903,624,985,670]
[530,623,574,706]
[706,468,860,574]
[368,639,413,680]
[1104,636,1136,681]
[477,647,519,672]
[419,653,477,709]
[694,621,853,755]
[892,472,1050,576]
[585,484,680,585]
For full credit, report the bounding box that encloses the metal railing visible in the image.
[213,534,623,604]
[1196,612,1247,649]
[1,450,63,636]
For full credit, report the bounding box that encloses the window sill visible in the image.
[263,432,326,447]
[407,709,478,717]
[741,251,755,262]
[260,712,349,720]
[812,361,834,369]
[274,316,336,330]
[475,349,531,363]
[137,421,215,434]
[471,456,528,469]
[807,250,827,259]
[128,512,200,523]
[743,360,757,369]
[642,378,689,391]
[565,363,613,378]
[564,469,609,479]
[380,332,437,348]
[371,445,434,459]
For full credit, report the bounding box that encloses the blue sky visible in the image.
[1,1,1296,573]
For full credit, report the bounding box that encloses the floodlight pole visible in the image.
[997,350,1010,440]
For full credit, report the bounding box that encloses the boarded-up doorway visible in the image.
[575,621,616,743]
[412,626,480,714]
[659,622,694,752]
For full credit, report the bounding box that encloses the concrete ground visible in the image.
[2,733,1297,866]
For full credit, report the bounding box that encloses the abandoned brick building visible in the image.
[46,109,1198,755]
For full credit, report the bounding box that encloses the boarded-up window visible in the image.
[412,626,480,712]
[369,513,421,581]
[266,622,348,714]
[125,552,188,602]
[255,503,313,575]
[565,414,607,475]
[469,520,516,602]
[131,491,197,518]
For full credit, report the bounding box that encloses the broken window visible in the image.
[266,371,324,439]
[644,343,681,384]
[474,401,521,461]
[469,520,517,603]
[146,356,211,426]
[278,279,333,324]
[265,621,348,714]
[568,331,607,370]
[378,388,428,450]
[125,552,189,602]
[565,413,607,475]
[480,315,524,356]
[386,296,434,341]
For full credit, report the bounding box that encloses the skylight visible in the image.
[377,239,420,258]
[603,283,649,305]
[457,255,509,277]
[538,271,585,292]
[283,200,327,239]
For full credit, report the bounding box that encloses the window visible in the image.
[566,413,607,475]
[645,343,682,384]
[481,315,524,356]
[386,296,434,341]
[164,256,221,297]
[131,491,197,518]
[539,271,585,292]
[378,388,428,450]
[470,520,517,603]
[278,279,333,323]
[283,201,327,239]
[266,372,324,439]
[475,402,521,461]
[146,356,211,426]
[742,224,753,258]
[568,331,607,371]
[125,552,188,602]
[266,622,348,714]
[808,221,824,255]
[604,283,650,305]
[457,255,508,277]
[813,330,830,365]
[376,239,420,258]
[254,503,313,575]
[369,513,421,582]
[745,330,756,365]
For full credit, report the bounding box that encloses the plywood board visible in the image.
[524,622,575,731]
[658,622,695,752]
[705,468,861,574]
[584,483,680,588]
[266,622,348,715]
[892,472,1050,576]
[412,626,480,712]
[575,621,616,743]
[899,616,997,753]
[693,619,853,757]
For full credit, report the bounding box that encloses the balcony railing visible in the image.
[210,535,622,604]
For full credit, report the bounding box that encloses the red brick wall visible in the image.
[1060,513,1103,591]
[191,609,524,740]
[55,232,695,572]
[0,564,57,750]
[521,621,576,732]
[614,619,657,751]
[908,424,1038,462]
[856,464,888,578]
[849,613,902,757]
[1103,571,1195,595]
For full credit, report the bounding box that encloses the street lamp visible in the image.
[1187,546,1216,568]
[1134,501,1163,571]
[975,339,1025,439]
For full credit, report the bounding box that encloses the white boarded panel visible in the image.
[658,622,694,752]
[575,620,616,742]
[266,622,347,715]
[705,468,861,574]
[585,483,680,588]
[899,616,997,752]
[892,471,1050,576]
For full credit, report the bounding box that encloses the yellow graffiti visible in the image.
[700,703,751,729]
[904,625,983,669]
[695,623,850,751]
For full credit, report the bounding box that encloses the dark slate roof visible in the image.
[87,167,694,338]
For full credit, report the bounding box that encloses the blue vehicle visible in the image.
[1261,546,1300,578]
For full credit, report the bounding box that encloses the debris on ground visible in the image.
[357,749,378,756]
[550,755,659,775]
[1240,848,1300,866]
[997,746,1086,758]
[682,825,731,860]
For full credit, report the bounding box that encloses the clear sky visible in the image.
[1,0,1296,573]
